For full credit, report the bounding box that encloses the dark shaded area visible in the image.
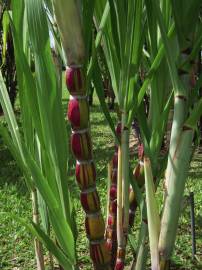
[0,3,17,114]
[0,136,27,195]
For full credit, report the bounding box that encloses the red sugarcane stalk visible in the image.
[114,131,143,270]
[105,123,121,268]
[66,67,111,270]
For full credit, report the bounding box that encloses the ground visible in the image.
[0,94,202,270]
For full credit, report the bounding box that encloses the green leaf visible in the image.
[11,0,35,154]
[92,59,118,143]
[133,221,149,270]
[170,0,201,47]
[149,91,173,161]
[108,0,125,65]
[26,0,73,227]
[37,190,50,234]
[87,1,110,84]
[14,215,74,270]
[149,0,184,96]
[127,23,175,127]
[30,222,74,270]
[82,0,95,60]
[185,98,202,129]
[9,14,43,142]
[11,0,25,43]
[9,0,76,262]
[21,144,75,263]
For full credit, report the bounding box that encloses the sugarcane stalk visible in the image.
[32,189,45,270]
[52,0,85,66]
[144,157,161,270]
[66,66,111,270]
[158,45,195,267]
[106,156,117,267]
[159,127,193,267]
[105,123,121,268]
[122,125,130,235]
[115,112,130,270]
[105,162,111,231]
[164,94,186,192]
[116,145,124,269]
[52,1,111,269]
[164,47,190,192]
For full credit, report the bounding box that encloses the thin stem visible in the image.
[105,162,112,233]
[32,189,45,270]
[122,113,130,239]
[117,146,123,247]
[115,112,130,269]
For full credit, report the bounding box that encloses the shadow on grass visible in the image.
[0,137,27,195]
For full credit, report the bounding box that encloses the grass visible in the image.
[0,91,202,269]
[0,140,34,269]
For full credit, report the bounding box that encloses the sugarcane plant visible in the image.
[0,0,202,270]
[94,0,202,269]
